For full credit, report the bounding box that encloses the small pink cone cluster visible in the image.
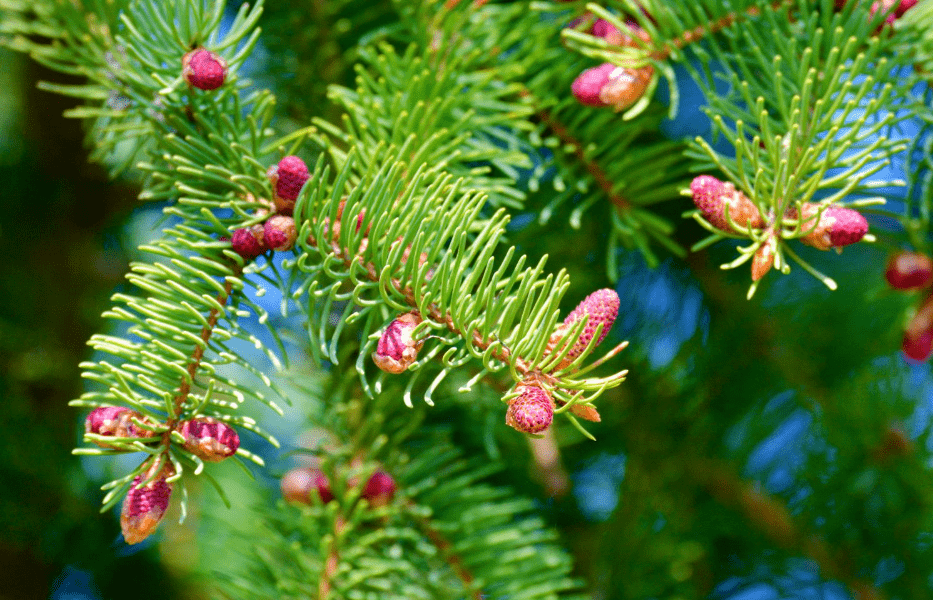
[85,406,150,449]
[550,288,620,369]
[886,252,933,290]
[281,467,334,504]
[182,49,227,91]
[373,312,424,374]
[229,156,308,262]
[121,463,173,545]
[177,417,240,462]
[690,175,764,233]
[571,63,653,112]
[506,385,554,434]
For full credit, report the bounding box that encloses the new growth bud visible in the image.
[796,204,868,250]
[362,470,397,507]
[85,406,149,449]
[231,225,266,260]
[177,417,239,462]
[571,62,653,112]
[506,384,554,434]
[752,235,777,282]
[121,463,173,545]
[903,295,933,362]
[886,252,933,290]
[268,155,310,213]
[182,49,227,91]
[263,215,297,251]
[548,288,620,368]
[690,175,764,233]
[281,467,334,504]
[373,312,424,374]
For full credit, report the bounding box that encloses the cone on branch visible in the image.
[281,467,334,504]
[548,288,620,369]
[885,251,933,290]
[752,234,778,282]
[362,470,397,507]
[506,383,555,434]
[571,62,654,112]
[121,462,174,545]
[231,225,266,260]
[903,294,933,362]
[373,312,424,374]
[177,417,240,462]
[267,156,310,214]
[85,406,151,449]
[793,204,868,250]
[264,215,297,252]
[182,49,227,90]
[690,175,765,234]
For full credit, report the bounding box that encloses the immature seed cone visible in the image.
[373,312,424,374]
[582,18,651,47]
[85,406,149,449]
[690,175,764,233]
[506,385,554,434]
[182,49,227,91]
[177,418,239,462]
[870,0,917,25]
[903,295,933,362]
[280,467,334,504]
[268,155,310,213]
[549,288,620,368]
[121,463,173,545]
[885,252,933,290]
[571,62,654,112]
[751,235,777,282]
[231,225,266,260]
[795,204,868,250]
[263,215,297,252]
[362,470,397,507]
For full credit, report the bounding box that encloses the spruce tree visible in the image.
[2,0,933,598]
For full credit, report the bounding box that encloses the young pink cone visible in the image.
[549,288,620,368]
[506,385,554,434]
[177,417,239,462]
[796,204,868,250]
[690,175,765,233]
[231,225,266,260]
[373,312,424,374]
[281,467,334,504]
[886,252,933,290]
[903,295,933,362]
[85,406,149,449]
[751,235,777,282]
[362,470,397,507]
[121,463,173,545]
[269,156,310,213]
[572,62,653,111]
[263,215,297,251]
[182,49,227,91]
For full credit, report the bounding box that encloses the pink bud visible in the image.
[263,215,297,252]
[506,385,554,434]
[797,204,868,250]
[549,288,620,368]
[177,418,239,462]
[751,235,777,282]
[690,175,764,233]
[272,156,310,209]
[182,49,227,91]
[281,467,333,504]
[886,252,933,290]
[572,62,653,111]
[362,470,396,506]
[904,296,933,362]
[231,226,266,260]
[121,464,173,545]
[373,312,424,374]
[85,406,148,449]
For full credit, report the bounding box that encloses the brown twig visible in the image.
[318,515,347,600]
[412,508,484,600]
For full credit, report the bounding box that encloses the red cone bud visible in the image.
[373,312,424,374]
[85,406,150,449]
[268,156,310,213]
[572,62,653,111]
[506,384,554,434]
[231,226,266,260]
[121,463,173,545]
[549,288,620,368]
[263,215,297,252]
[796,204,868,250]
[362,470,396,507]
[281,467,333,504]
[904,295,933,362]
[690,175,764,233]
[182,49,227,91]
[886,252,933,290]
[752,235,777,282]
[177,417,239,462]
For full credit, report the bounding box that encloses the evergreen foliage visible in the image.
[3,0,933,598]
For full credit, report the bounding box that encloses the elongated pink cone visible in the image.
[752,235,777,282]
[362,470,397,507]
[177,418,239,462]
[549,288,620,368]
[373,312,424,374]
[797,204,868,250]
[182,49,227,90]
[85,406,149,449]
[121,464,173,545]
[690,175,764,233]
[281,467,333,504]
[886,252,933,290]
[506,385,554,434]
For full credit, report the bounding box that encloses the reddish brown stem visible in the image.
[413,510,484,599]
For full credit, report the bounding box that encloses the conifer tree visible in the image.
[3,0,933,598]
